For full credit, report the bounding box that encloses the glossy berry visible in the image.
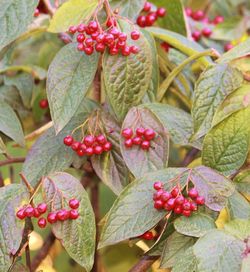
[56,209,69,221]
[106,17,117,27]
[96,135,107,145]
[37,203,47,214]
[182,210,191,217]
[88,21,98,32]
[192,31,201,41]
[141,231,154,240]
[122,128,133,139]
[137,16,146,27]
[118,32,127,41]
[157,7,166,17]
[122,46,131,56]
[190,202,197,211]
[94,145,103,155]
[213,15,224,24]
[188,188,198,199]
[136,127,145,136]
[77,33,85,43]
[146,14,157,26]
[160,191,171,202]
[71,141,80,151]
[25,206,35,217]
[77,43,85,51]
[153,189,164,200]
[130,45,139,54]
[170,186,179,197]
[196,196,205,205]
[77,24,85,33]
[38,218,47,228]
[64,135,73,146]
[47,212,57,224]
[143,2,152,12]
[192,10,204,21]
[161,42,170,52]
[16,208,26,220]
[86,147,94,156]
[131,30,140,40]
[125,139,133,148]
[144,129,156,140]
[141,140,150,150]
[174,205,183,214]
[153,181,163,191]
[154,200,164,210]
[166,198,175,209]
[109,47,119,55]
[91,32,99,40]
[109,27,120,38]
[117,40,126,49]
[84,46,94,55]
[175,195,185,205]
[103,142,112,151]
[84,135,95,146]
[182,201,191,211]
[202,27,212,37]
[85,37,94,46]
[104,33,114,44]
[77,149,85,156]
[95,43,105,53]
[34,8,40,17]
[185,8,192,17]
[224,43,233,52]
[39,99,48,109]
[33,208,40,218]
[132,136,142,145]
[69,209,79,219]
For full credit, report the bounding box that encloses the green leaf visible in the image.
[152,0,187,35]
[218,38,250,63]
[160,231,196,268]
[191,63,243,140]
[47,43,99,133]
[0,136,7,154]
[234,169,250,194]
[172,247,198,272]
[0,184,29,271]
[121,107,169,178]
[202,107,250,176]
[91,111,130,195]
[190,166,235,211]
[48,0,98,33]
[227,192,250,220]
[22,99,97,187]
[103,20,152,120]
[43,172,95,272]
[4,73,34,108]
[224,219,250,240]
[0,100,25,146]
[174,213,216,238]
[110,0,144,21]
[0,0,39,50]
[193,230,245,272]
[144,103,201,149]
[99,168,188,248]
[212,84,250,127]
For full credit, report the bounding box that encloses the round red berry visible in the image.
[25,206,34,217]
[182,210,191,217]
[224,43,233,52]
[137,16,146,27]
[153,181,163,191]
[84,46,94,55]
[122,128,133,139]
[63,135,73,146]
[192,10,204,21]
[77,43,85,51]
[144,129,156,140]
[160,191,171,202]
[188,188,198,199]
[196,196,205,205]
[202,27,212,37]
[88,21,98,32]
[77,149,85,157]
[174,205,183,214]
[103,142,112,151]
[77,33,85,43]
[118,32,127,41]
[190,202,197,211]
[117,41,126,49]
[34,8,40,17]
[141,140,150,150]
[84,135,95,146]
[154,200,164,210]
[153,189,164,200]
[104,34,114,44]
[185,8,192,17]
[39,99,48,109]
[37,203,47,214]
[166,198,175,209]
[109,47,119,55]
[94,145,103,155]
[213,15,224,24]
[38,217,47,228]
[33,208,40,218]
[69,209,79,220]
[171,186,179,197]
[122,46,131,56]
[136,127,145,136]
[71,141,80,151]
[86,147,94,156]
[95,43,105,53]
[109,27,120,38]
[157,7,166,17]
[161,42,170,52]
[96,34,105,43]
[131,30,140,40]
[47,212,57,224]
[80,143,87,152]
[175,195,185,205]
[91,32,99,40]
[132,136,143,145]
[106,17,117,27]
[96,135,107,145]
[130,45,139,54]
[77,24,85,33]
[56,209,69,221]
[192,31,201,41]
[143,2,152,12]
[125,138,133,148]
[141,231,154,240]
[182,201,191,211]
[16,208,26,220]
[145,13,157,26]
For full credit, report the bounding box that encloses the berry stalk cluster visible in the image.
[121,127,156,150]
[153,182,205,217]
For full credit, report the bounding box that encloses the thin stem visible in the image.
[20,173,34,194]
[25,243,32,272]
[0,157,25,167]
[129,256,159,272]
[157,49,219,102]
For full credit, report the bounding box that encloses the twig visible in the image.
[0,157,25,167]
[0,172,4,187]
[128,256,159,272]
[31,232,56,272]
[9,166,14,183]
[25,244,31,272]
[181,148,200,167]
[20,173,34,194]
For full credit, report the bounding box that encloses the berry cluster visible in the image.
[153,182,205,217]
[121,127,156,150]
[137,2,166,27]
[63,134,112,157]
[68,20,140,56]
[16,199,80,228]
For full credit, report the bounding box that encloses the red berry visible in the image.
[175,195,185,205]
[137,16,146,27]
[16,208,26,220]
[94,145,103,155]
[131,30,140,40]
[144,129,156,140]
[122,46,131,56]
[106,17,117,27]
[69,199,79,209]
[130,45,139,54]
[63,135,73,146]
[33,208,40,218]
[85,37,94,46]
[77,43,85,51]
[132,136,143,145]
[84,46,94,55]
[153,181,163,191]
[224,43,233,52]
[145,13,157,26]
[34,8,40,17]
[122,128,133,139]
[136,127,145,136]
[80,143,87,152]
[109,27,120,38]
[157,7,166,17]
[77,149,85,156]
[88,21,98,32]
[84,135,95,146]
[91,32,99,40]
[166,198,175,209]
[196,196,205,205]
[77,33,85,43]
[77,24,85,33]
[190,202,197,211]
[160,191,172,202]
[143,2,152,12]
[56,209,69,221]
[182,201,191,211]
[188,188,198,199]
[118,32,127,41]
[96,33,105,43]
[37,203,47,214]
[213,15,224,24]
[103,142,112,151]
[96,135,106,145]
[125,138,133,148]
[174,205,183,214]
[86,147,94,156]
[95,43,105,53]
[171,186,179,197]
[153,189,164,200]
[38,217,47,228]
[141,231,154,240]
[202,27,212,37]
[161,42,170,52]
[192,31,201,41]
[185,8,192,17]
[69,210,79,219]
[141,140,150,150]
[109,47,119,55]
[47,212,57,224]
[24,206,34,217]
[39,99,48,109]
[104,34,114,44]
[182,210,191,217]
[192,10,204,21]
[164,202,173,211]
[117,40,126,49]
[154,200,164,210]
[71,141,80,151]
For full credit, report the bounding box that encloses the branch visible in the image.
[129,256,159,272]
[31,232,56,272]
[0,157,25,167]
[181,148,200,167]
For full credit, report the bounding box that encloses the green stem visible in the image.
[157,49,218,102]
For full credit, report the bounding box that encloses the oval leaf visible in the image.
[42,172,95,272]
[172,247,198,272]
[227,192,250,220]
[47,43,99,133]
[224,219,250,240]
[121,107,169,178]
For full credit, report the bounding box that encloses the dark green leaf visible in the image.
[99,168,188,248]
[121,107,169,178]
[0,100,25,146]
[190,166,235,211]
[0,184,29,271]
[227,192,250,220]
[47,43,99,133]
[202,107,250,176]
[191,64,243,140]
[43,172,95,272]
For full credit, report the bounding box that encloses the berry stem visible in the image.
[20,173,34,195]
